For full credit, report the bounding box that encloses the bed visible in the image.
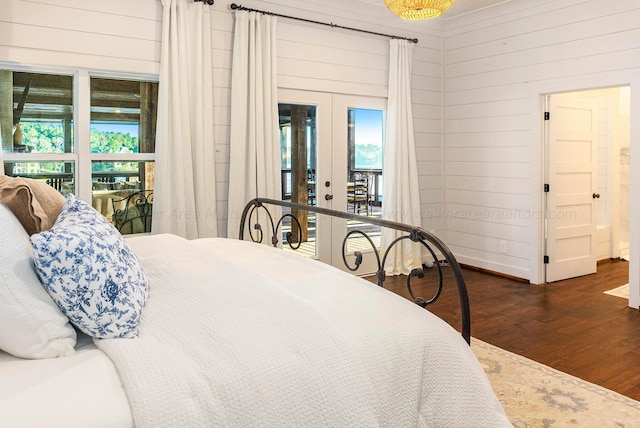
[0,179,510,427]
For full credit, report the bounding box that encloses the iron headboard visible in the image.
[239,198,471,344]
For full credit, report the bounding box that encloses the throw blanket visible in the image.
[0,176,66,235]
[96,234,509,427]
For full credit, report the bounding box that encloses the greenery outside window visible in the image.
[1,69,158,235]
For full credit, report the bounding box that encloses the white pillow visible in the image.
[30,194,149,339]
[0,202,76,358]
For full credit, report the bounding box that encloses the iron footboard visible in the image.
[239,198,471,344]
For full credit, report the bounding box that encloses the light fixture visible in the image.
[384,0,455,20]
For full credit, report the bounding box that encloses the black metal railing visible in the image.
[8,172,144,194]
[239,198,471,344]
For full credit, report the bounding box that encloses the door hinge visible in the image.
[544,183,550,192]
[544,111,550,120]
[544,255,549,264]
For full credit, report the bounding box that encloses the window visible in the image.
[1,69,158,234]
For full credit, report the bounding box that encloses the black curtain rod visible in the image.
[229,3,418,44]
[195,0,215,5]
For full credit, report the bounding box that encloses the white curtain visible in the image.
[152,0,218,239]
[380,39,422,275]
[227,11,281,240]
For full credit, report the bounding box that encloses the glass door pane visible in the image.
[278,103,318,257]
[346,108,383,253]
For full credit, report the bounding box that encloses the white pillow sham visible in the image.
[0,202,76,359]
[30,194,149,339]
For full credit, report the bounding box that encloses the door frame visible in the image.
[529,71,640,309]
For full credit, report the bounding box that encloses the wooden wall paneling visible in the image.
[445,130,531,149]
[443,0,640,282]
[23,0,162,19]
[3,0,160,40]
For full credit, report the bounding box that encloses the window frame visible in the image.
[2,64,158,209]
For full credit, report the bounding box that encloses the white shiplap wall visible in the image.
[0,0,162,74]
[10,0,638,297]
[0,0,446,238]
[443,0,640,291]
[212,0,446,237]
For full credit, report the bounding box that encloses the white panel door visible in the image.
[545,95,598,282]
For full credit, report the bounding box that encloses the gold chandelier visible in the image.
[384,0,455,20]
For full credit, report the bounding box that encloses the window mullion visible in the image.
[76,71,92,204]
[90,153,156,162]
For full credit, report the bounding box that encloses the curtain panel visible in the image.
[380,39,423,275]
[227,11,281,240]
[153,0,218,239]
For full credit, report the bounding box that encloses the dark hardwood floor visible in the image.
[371,259,640,401]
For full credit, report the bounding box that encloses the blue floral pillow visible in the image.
[30,194,149,339]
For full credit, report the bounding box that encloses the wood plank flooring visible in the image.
[370,259,640,401]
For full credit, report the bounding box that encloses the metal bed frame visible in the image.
[112,191,153,234]
[239,198,471,344]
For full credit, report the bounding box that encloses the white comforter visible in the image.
[95,234,509,427]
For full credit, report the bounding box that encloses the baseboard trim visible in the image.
[454,254,530,283]
[460,264,529,283]
[598,257,627,265]
[460,258,627,284]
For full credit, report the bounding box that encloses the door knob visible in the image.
[592,193,600,199]
[325,194,333,201]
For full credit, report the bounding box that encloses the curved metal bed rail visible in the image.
[112,191,153,234]
[239,198,471,344]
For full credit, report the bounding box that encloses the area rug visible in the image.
[471,339,640,427]
[604,283,629,299]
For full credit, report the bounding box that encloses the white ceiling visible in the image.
[443,0,513,19]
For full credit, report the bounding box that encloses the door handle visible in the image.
[325,194,333,201]
[592,193,600,199]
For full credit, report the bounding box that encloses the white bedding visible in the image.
[0,334,132,428]
[91,234,510,427]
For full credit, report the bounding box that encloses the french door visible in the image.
[278,89,386,274]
